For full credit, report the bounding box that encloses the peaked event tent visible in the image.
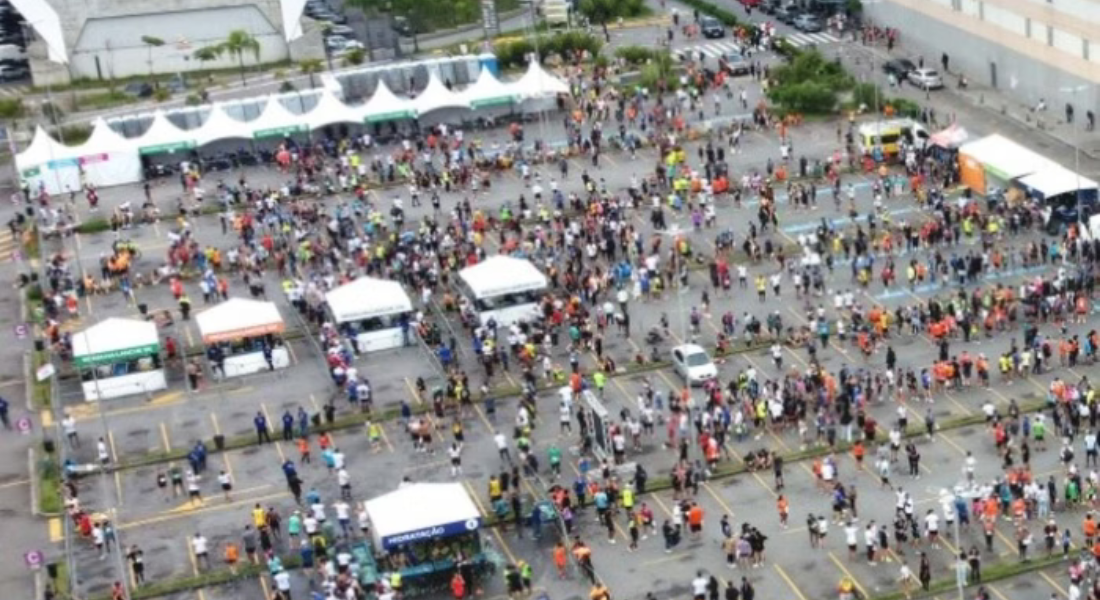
[365,483,481,550]
[461,68,519,109]
[305,90,363,129]
[195,106,254,145]
[411,72,470,115]
[1017,167,1099,200]
[325,277,413,323]
[16,126,67,174]
[362,80,417,123]
[459,255,548,299]
[196,298,286,343]
[250,99,309,139]
[516,60,570,99]
[137,111,197,156]
[72,318,160,368]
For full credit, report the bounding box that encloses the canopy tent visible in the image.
[929,123,969,149]
[326,277,413,323]
[194,105,255,145]
[305,89,364,129]
[516,60,570,100]
[459,256,548,299]
[16,126,66,173]
[54,118,143,190]
[959,134,1058,184]
[72,318,160,368]
[137,111,197,156]
[365,483,481,550]
[250,98,309,140]
[1017,167,1099,200]
[361,80,416,123]
[411,72,470,115]
[195,298,286,343]
[461,68,519,109]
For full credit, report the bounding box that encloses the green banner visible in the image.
[470,96,516,109]
[21,166,40,178]
[138,140,197,156]
[364,110,416,124]
[254,124,309,140]
[74,343,161,368]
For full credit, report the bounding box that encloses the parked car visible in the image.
[671,344,718,386]
[164,75,187,94]
[721,50,750,76]
[326,24,356,38]
[773,4,797,24]
[324,35,349,49]
[393,16,413,36]
[759,0,780,13]
[793,13,823,32]
[0,63,27,80]
[123,81,154,98]
[908,67,944,89]
[700,16,725,38]
[882,58,917,80]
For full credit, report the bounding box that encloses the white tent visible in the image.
[250,97,309,140]
[362,80,416,123]
[366,483,481,550]
[326,277,413,323]
[516,60,570,99]
[16,126,65,171]
[195,105,255,145]
[460,68,518,109]
[196,298,286,343]
[137,111,197,156]
[1018,167,1099,199]
[55,118,143,190]
[72,318,160,368]
[305,89,363,129]
[459,255,548,299]
[412,72,470,115]
[958,134,1058,181]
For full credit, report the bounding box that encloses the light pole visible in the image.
[1059,84,1088,212]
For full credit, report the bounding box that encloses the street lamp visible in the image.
[1059,84,1088,212]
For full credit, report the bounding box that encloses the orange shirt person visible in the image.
[553,542,568,578]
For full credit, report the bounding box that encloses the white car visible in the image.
[908,67,943,90]
[671,344,718,386]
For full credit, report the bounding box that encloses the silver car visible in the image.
[908,67,943,90]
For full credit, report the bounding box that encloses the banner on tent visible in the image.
[365,110,416,124]
[381,517,482,549]
[21,167,40,178]
[254,124,309,140]
[80,153,110,165]
[139,141,198,156]
[74,343,161,368]
[47,158,79,170]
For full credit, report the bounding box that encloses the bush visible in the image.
[767,49,853,115]
[615,45,657,65]
[677,0,739,26]
[185,93,204,106]
[851,82,882,109]
[75,217,111,234]
[494,31,602,69]
[38,456,62,514]
[57,125,92,145]
[578,0,648,22]
[342,48,365,66]
[0,97,24,119]
[638,53,677,92]
[152,87,170,102]
[889,97,922,118]
[768,80,839,114]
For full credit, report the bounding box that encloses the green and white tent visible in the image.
[72,318,160,368]
[461,68,519,109]
[362,80,417,123]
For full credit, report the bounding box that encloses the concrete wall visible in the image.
[867,0,1100,120]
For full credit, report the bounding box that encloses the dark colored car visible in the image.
[700,16,725,38]
[760,0,780,13]
[774,4,797,24]
[123,82,154,98]
[721,51,750,76]
[882,58,917,79]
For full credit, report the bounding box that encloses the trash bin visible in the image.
[213,434,225,451]
[43,437,55,454]
[311,414,321,427]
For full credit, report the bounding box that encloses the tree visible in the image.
[218,30,261,86]
[193,45,221,72]
[140,36,165,81]
[578,0,615,25]
[299,59,325,89]
[342,48,365,66]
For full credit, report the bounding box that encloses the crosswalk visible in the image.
[0,85,29,98]
[784,31,840,47]
[0,229,18,262]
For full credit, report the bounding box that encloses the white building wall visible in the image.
[1053,27,1083,57]
[984,3,1028,35]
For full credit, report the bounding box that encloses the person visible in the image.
[126,545,145,584]
[110,581,126,600]
[191,533,210,570]
[0,395,9,429]
[451,571,466,600]
[898,561,917,598]
[62,412,78,447]
[254,412,271,444]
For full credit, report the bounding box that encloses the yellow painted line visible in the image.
[0,477,30,490]
[47,517,62,542]
[184,326,195,349]
[39,410,53,428]
[120,491,290,530]
[150,391,184,406]
[167,484,272,514]
[259,403,287,462]
[702,482,734,516]
[462,479,517,564]
[286,340,299,365]
[1038,572,1067,596]
[308,393,321,412]
[160,422,172,453]
[827,552,868,598]
[773,564,810,600]
[404,377,422,405]
[258,575,273,600]
[71,397,185,422]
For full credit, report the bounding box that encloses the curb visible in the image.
[28,446,39,517]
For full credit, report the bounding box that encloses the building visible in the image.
[865,0,1100,119]
[12,0,325,86]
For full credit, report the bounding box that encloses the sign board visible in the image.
[35,363,55,382]
[13,323,28,339]
[380,517,481,550]
[24,550,44,570]
[16,416,32,434]
[73,343,160,368]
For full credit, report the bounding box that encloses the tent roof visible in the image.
[411,72,470,115]
[959,134,1058,180]
[16,126,65,169]
[195,298,285,343]
[195,105,254,145]
[459,255,548,299]
[516,60,570,99]
[250,97,308,139]
[929,123,969,148]
[1018,167,1099,198]
[461,68,518,108]
[362,80,416,123]
[137,111,196,155]
[72,318,159,358]
[305,89,363,129]
[366,483,480,549]
[326,277,413,323]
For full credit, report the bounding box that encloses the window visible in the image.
[1025,18,1031,38]
[1048,25,1054,46]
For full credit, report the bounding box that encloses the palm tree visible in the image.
[193,45,221,72]
[299,58,324,89]
[218,30,261,86]
[140,36,165,80]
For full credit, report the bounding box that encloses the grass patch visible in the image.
[38,454,63,514]
[870,552,1062,600]
[75,91,136,111]
[22,227,40,260]
[74,218,111,235]
[31,351,52,410]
